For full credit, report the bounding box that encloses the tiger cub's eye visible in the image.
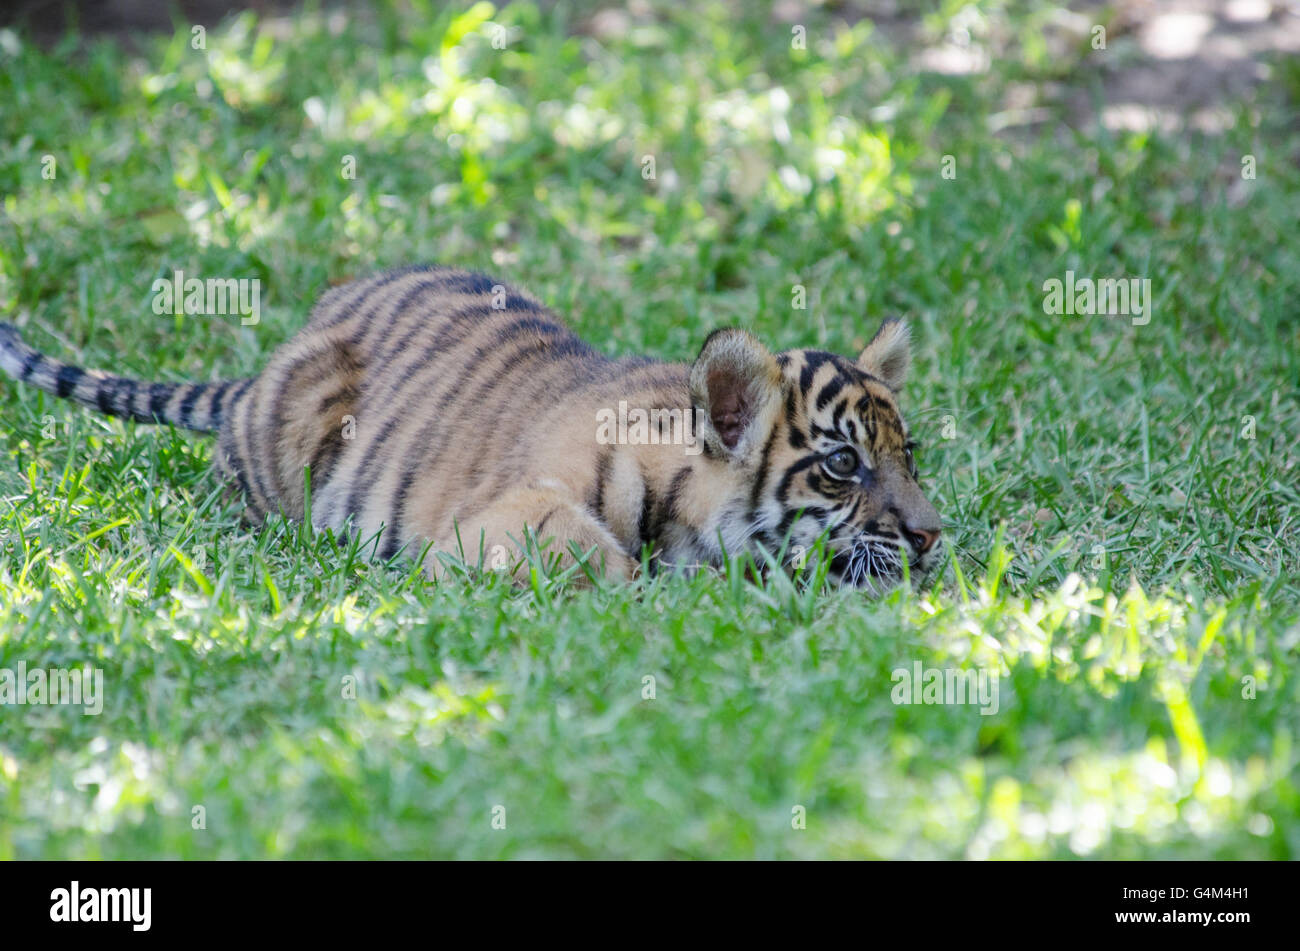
[824,448,859,478]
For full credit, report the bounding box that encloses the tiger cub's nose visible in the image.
[904,526,940,555]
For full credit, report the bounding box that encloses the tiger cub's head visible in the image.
[689,319,942,592]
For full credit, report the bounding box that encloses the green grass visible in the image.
[1,0,1297,859]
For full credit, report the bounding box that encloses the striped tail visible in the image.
[0,322,249,433]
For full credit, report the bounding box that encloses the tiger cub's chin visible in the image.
[0,265,942,589]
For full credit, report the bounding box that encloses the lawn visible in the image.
[0,0,1297,859]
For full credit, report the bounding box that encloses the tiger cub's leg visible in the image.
[433,486,637,583]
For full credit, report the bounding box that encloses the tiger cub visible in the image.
[0,265,942,589]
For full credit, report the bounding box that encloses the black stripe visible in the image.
[778,505,829,536]
[17,350,41,380]
[858,392,894,415]
[56,365,85,399]
[204,381,233,426]
[799,351,866,394]
[317,387,354,415]
[95,378,116,413]
[785,388,806,449]
[148,383,173,422]
[810,421,842,442]
[307,431,347,493]
[844,496,864,523]
[815,377,846,411]
[636,467,657,552]
[491,316,569,346]
[662,466,692,525]
[831,397,849,431]
[218,438,256,507]
[749,426,778,512]
[534,507,558,539]
[178,385,206,427]
[588,447,613,520]
[349,416,406,529]
[378,468,421,561]
[232,468,254,506]
[799,352,831,393]
[774,454,821,505]
[222,378,255,417]
[438,272,498,296]
[290,346,362,393]
[502,294,541,312]
[112,379,137,416]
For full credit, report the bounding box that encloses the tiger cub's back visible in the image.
[218,265,689,562]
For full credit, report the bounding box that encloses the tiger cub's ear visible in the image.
[689,328,783,461]
[856,319,911,391]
